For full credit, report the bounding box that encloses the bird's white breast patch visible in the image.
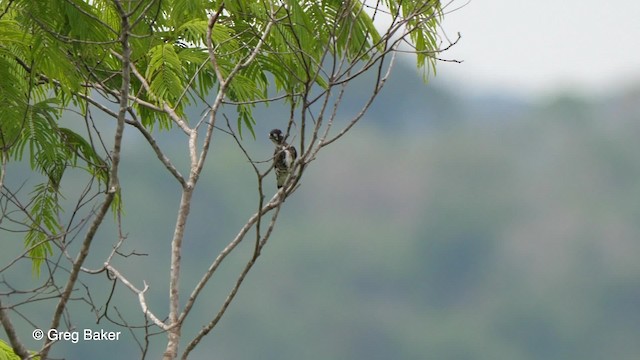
[284,147,294,168]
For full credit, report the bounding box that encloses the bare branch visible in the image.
[181,205,283,359]
[178,189,289,325]
[206,3,226,84]
[40,1,131,357]
[0,300,30,359]
[105,265,169,330]
[125,117,187,188]
[0,150,6,192]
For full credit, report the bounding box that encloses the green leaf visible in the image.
[177,19,209,45]
[0,339,40,360]
[58,127,108,182]
[146,43,186,108]
[25,183,59,276]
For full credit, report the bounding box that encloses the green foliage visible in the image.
[386,0,442,77]
[0,339,18,360]
[0,339,39,360]
[0,0,443,273]
[146,44,185,107]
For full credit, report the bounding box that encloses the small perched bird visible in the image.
[269,129,297,189]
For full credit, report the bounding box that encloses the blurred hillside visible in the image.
[3,62,640,359]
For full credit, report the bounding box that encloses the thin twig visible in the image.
[181,205,283,359]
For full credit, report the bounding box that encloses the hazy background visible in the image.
[3,1,640,359]
[438,0,640,97]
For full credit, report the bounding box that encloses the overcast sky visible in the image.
[430,0,640,98]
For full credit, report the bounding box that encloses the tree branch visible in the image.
[40,1,131,357]
[181,205,283,359]
[104,265,169,330]
[0,300,30,359]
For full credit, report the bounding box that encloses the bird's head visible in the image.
[269,129,284,145]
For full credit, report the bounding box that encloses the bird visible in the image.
[269,129,297,189]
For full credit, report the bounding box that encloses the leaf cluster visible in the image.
[0,0,444,272]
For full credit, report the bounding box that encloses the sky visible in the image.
[430,0,640,98]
